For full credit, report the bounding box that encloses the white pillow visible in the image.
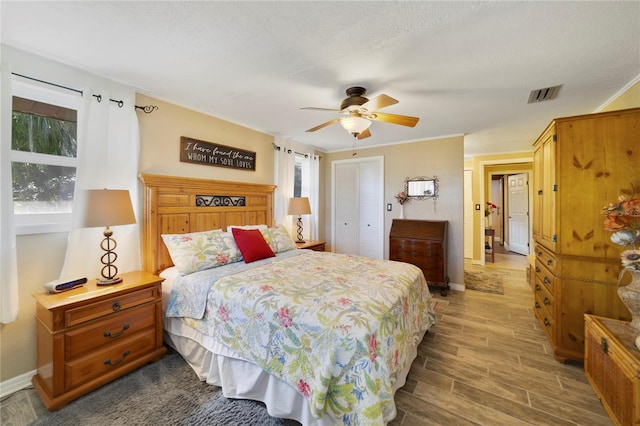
[260,225,298,253]
[161,229,241,274]
[226,224,268,232]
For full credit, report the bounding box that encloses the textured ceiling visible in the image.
[2,1,639,157]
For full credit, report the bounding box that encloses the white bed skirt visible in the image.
[164,317,424,425]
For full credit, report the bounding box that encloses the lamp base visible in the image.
[296,216,306,244]
[97,276,123,286]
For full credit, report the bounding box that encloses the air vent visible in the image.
[527,85,562,104]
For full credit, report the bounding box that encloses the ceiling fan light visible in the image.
[341,116,371,135]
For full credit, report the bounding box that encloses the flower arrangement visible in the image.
[602,194,640,271]
[485,201,497,217]
[395,190,409,205]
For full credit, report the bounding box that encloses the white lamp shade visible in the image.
[340,116,371,135]
[288,197,311,216]
[82,189,136,228]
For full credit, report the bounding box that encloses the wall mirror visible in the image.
[405,176,438,200]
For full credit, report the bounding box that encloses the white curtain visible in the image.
[59,90,141,280]
[300,153,320,240]
[273,137,320,241]
[0,65,19,323]
[273,137,296,234]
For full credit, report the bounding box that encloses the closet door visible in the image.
[357,160,383,259]
[334,162,359,255]
[332,157,383,259]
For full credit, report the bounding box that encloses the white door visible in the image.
[357,160,383,259]
[332,157,384,259]
[508,173,529,255]
[334,162,359,255]
[463,170,473,258]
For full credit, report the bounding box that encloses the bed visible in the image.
[139,174,437,425]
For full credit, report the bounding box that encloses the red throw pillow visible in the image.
[232,228,276,263]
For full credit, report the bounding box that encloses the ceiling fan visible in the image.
[302,86,419,139]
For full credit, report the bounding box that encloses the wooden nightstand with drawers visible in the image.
[32,271,167,410]
[295,240,325,252]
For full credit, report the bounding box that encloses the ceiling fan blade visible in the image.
[357,128,371,140]
[301,107,342,112]
[306,118,342,132]
[370,112,419,127]
[361,94,398,111]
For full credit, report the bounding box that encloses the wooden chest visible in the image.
[584,314,640,426]
[389,219,449,295]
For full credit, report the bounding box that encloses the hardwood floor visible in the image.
[392,252,613,426]
[1,251,613,425]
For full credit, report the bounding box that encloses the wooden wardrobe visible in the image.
[532,107,639,362]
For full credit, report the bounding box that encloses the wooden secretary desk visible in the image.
[389,219,449,295]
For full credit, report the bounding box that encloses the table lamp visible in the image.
[287,197,311,243]
[82,189,136,285]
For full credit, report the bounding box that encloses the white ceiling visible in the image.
[2,1,639,157]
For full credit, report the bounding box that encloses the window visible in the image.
[11,81,80,234]
[293,154,303,197]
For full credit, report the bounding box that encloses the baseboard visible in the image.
[0,369,35,399]
[449,282,464,292]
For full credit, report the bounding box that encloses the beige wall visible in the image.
[2,233,69,385]
[324,136,465,286]
[136,93,274,184]
[601,80,640,112]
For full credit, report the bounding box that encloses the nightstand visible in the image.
[32,271,167,410]
[295,240,325,252]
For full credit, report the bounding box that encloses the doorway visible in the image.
[488,172,530,257]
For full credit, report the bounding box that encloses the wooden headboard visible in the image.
[139,174,276,275]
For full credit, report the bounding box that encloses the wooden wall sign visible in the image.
[180,136,256,171]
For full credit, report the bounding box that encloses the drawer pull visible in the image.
[537,250,542,257]
[112,301,121,312]
[535,301,540,309]
[601,337,608,354]
[543,318,551,327]
[104,324,130,338]
[104,350,130,366]
[543,297,551,306]
[535,284,540,291]
[543,277,550,284]
[535,266,541,273]
[547,259,553,266]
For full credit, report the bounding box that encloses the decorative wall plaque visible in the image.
[180,136,256,171]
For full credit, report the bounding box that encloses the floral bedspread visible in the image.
[168,251,436,425]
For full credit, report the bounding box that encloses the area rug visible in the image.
[464,270,504,295]
[31,351,296,426]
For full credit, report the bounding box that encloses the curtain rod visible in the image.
[12,72,157,113]
[12,72,83,95]
[272,143,321,160]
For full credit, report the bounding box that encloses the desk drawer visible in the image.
[65,287,157,327]
[65,304,156,360]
